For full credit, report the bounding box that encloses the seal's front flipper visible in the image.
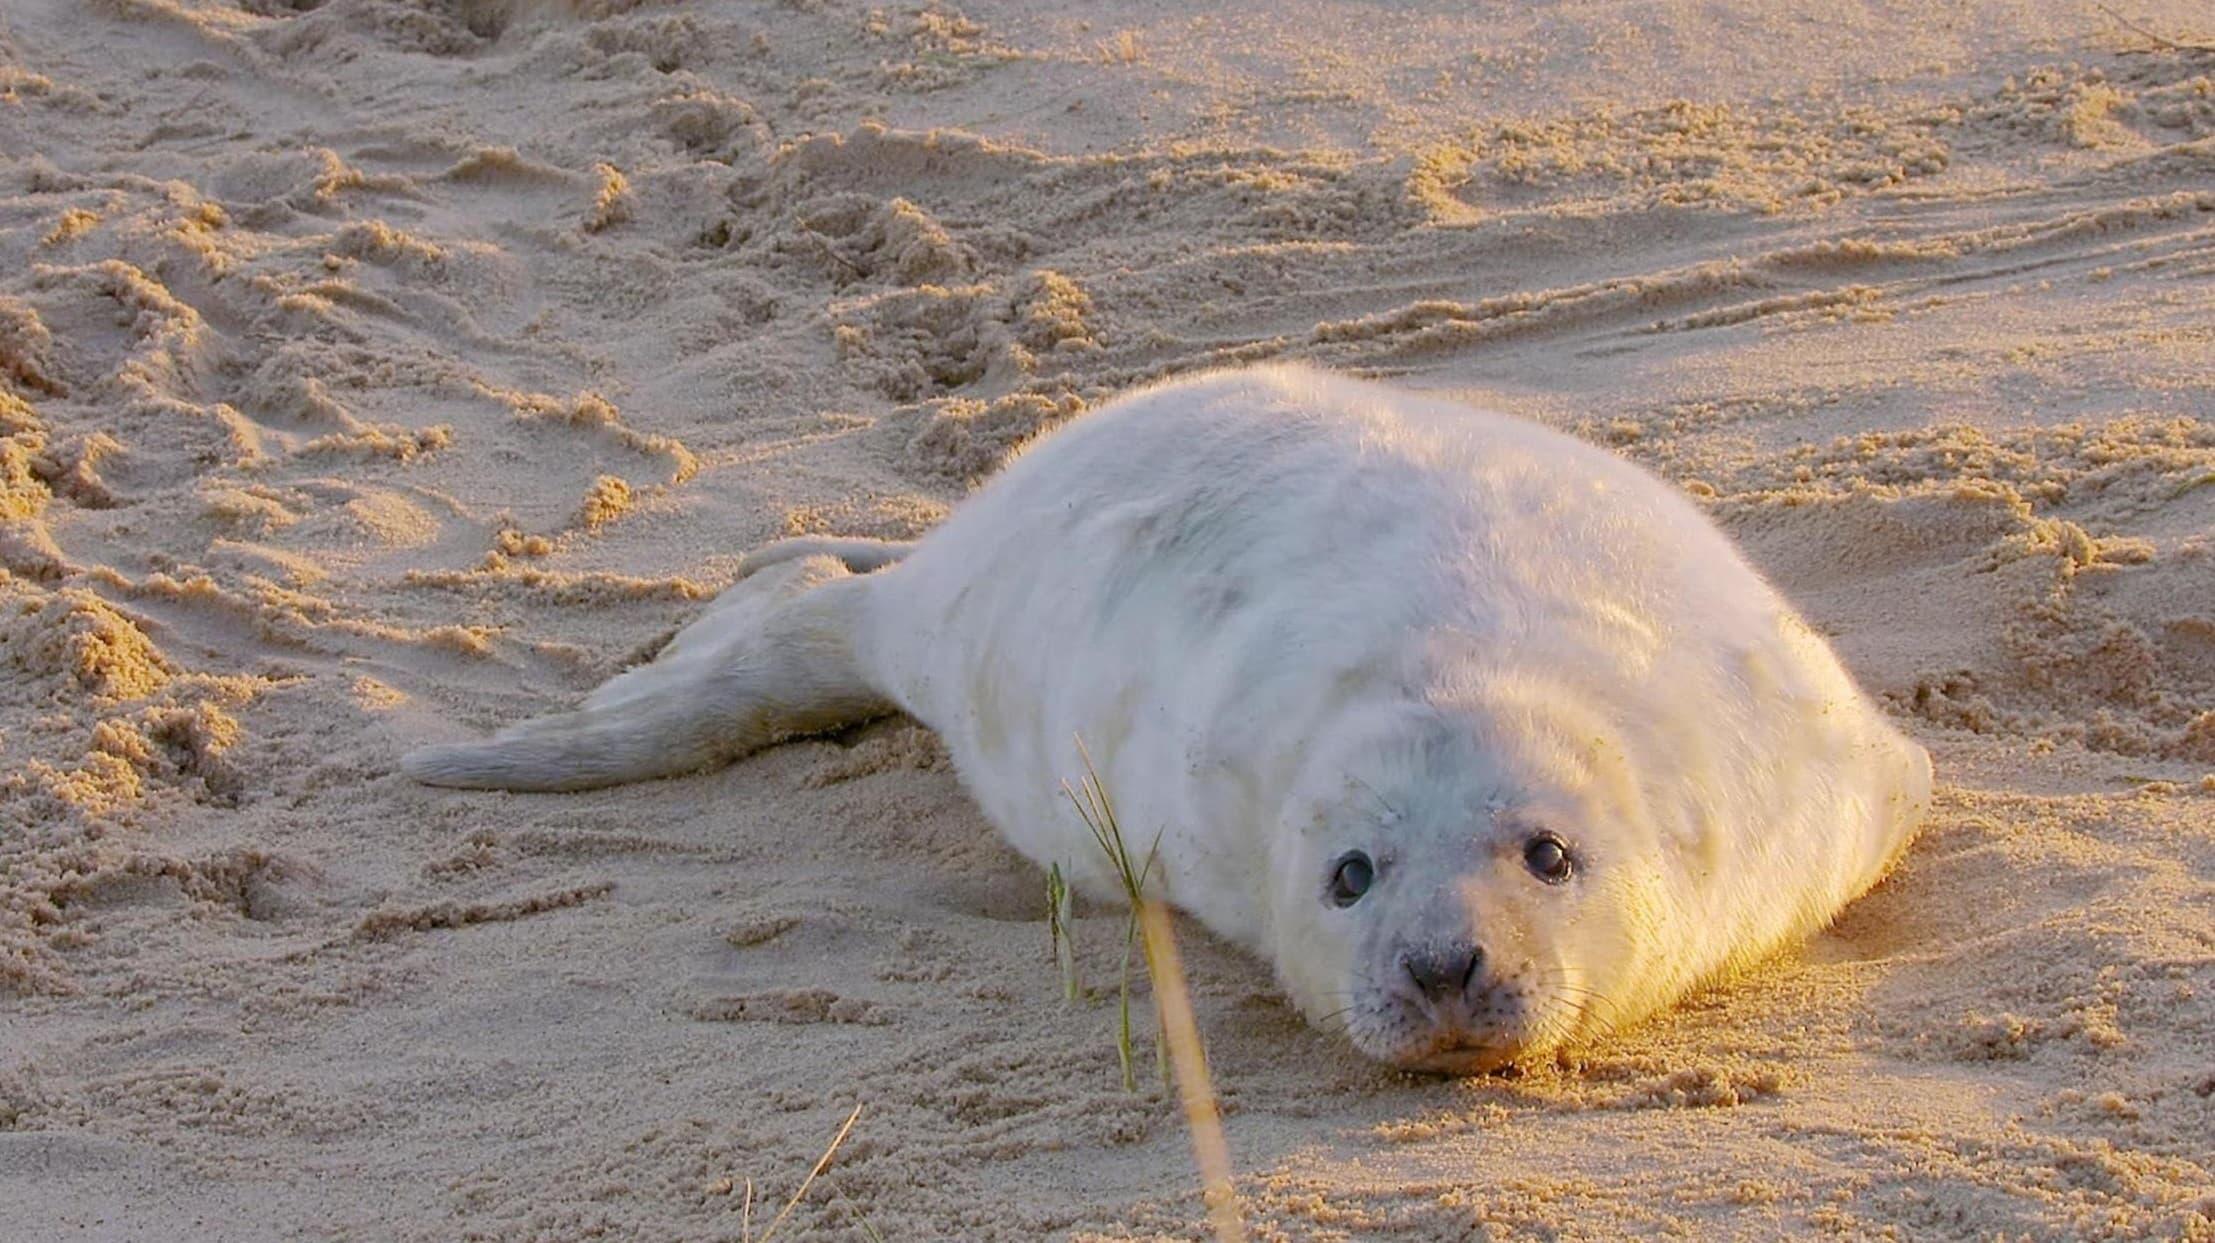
[402,555,891,791]
[734,535,915,578]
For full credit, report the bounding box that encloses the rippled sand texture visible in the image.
[4,1,2213,1238]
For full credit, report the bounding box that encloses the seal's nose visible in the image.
[1401,941,1484,1004]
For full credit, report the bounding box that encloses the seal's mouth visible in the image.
[1339,1006,1535,1075]
[1340,976,1547,1074]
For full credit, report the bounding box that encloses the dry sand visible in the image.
[4,0,2214,1238]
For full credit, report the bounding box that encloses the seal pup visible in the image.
[404,365,1932,1073]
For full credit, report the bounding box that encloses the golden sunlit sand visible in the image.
[3,1,2213,1238]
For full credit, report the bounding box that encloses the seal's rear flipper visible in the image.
[402,555,891,791]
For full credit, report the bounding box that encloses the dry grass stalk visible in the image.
[1138,898,1248,1243]
[754,1103,865,1242]
[2096,3,2215,52]
[1063,736,1246,1241]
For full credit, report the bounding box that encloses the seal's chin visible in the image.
[1389,1036,1522,1076]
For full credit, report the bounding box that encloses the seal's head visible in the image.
[1264,632,1934,1075]
[1265,697,1677,1074]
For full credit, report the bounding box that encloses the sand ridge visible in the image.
[2,0,2213,1238]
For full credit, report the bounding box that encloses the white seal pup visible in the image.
[404,365,1932,1073]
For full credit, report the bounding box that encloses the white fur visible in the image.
[405,366,1932,1071]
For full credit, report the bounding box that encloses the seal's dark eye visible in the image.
[1327,851,1374,907]
[1524,833,1573,884]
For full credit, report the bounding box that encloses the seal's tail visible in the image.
[401,555,891,791]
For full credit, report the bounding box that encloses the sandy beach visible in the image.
[3,0,2213,1237]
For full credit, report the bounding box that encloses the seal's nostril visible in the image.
[1402,942,1484,1002]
